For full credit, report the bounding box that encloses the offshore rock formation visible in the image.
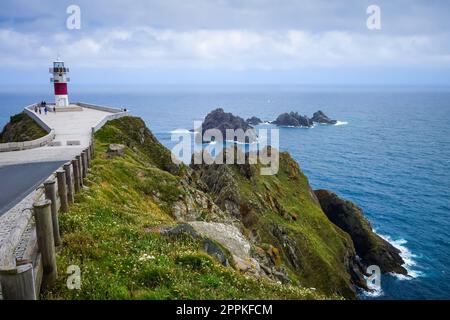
[271,110,337,127]
[246,116,263,125]
[196,108,257,143]
[311,111,337,125]
[314,190,407,275]
[272,112,313,127]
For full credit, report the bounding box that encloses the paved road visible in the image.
[0,161,65,217]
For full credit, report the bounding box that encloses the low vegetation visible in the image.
[0,112,47,143]
[43,117,335,300]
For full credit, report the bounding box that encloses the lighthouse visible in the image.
[50,59,70,107]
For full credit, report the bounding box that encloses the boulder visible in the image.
[314,189,407,275]
[188,221,251,261]
[107,143,125,157]
[163,221,262,276]
[311,111,337,125]
[203,238,230,267]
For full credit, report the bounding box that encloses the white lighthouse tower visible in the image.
[50,59,70,107]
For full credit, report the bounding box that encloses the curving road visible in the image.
[0,161,66,217]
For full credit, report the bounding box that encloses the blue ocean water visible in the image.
[1,84,449,299]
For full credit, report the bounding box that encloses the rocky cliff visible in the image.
[37,115,404,300]
[42,116,333,299]
[315,190,407,275]
[94,116,374,298]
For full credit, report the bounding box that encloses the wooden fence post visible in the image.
[86,147,91,167]
[44,179,61,246]
[72,158,81,193]
[56,170,68,213]
[81,151,87,179]
[64,162,74,204]
[33,199,57,287]
[75,155,83,187]
[90,140,94,158]
[0,264,37,300]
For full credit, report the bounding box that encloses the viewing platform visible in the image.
[0,102,129,167]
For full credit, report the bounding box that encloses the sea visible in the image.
[1,84,449,299]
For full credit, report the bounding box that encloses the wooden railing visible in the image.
[0,102,130,299]
[0,141,94,299]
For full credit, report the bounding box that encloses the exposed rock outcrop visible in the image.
[271,112,313,127]
[311,111,337,124]
[314,189,407,275]
[196,108,257,143]
[107,143,125,157]
[163,222,262,276]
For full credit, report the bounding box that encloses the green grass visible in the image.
[43,117,333,300]
[212,151,358,297]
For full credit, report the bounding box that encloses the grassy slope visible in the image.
[0,112,47,143]
[224,154,357,297]
[44,117,331,300]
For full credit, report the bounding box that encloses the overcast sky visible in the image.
[1,0,450,85]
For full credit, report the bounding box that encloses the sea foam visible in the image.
[378,233,424,280]
[361,286,384,298]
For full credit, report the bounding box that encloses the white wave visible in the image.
[170,129,193,134]
[377,233,424,280]
[224,139,258,145]
[277,124,313,128]
[361,286,384,298]
[334,121,348,126]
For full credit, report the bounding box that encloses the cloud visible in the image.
[0,27,449,71]
[3,0,450,34]
[1,1,450,84]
